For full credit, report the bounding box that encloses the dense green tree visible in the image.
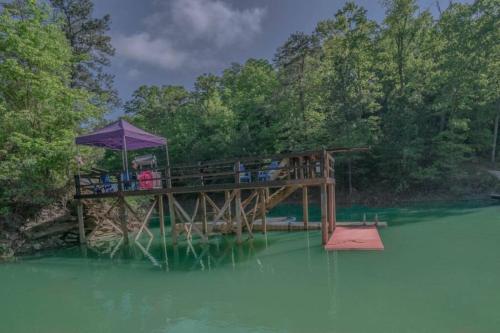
[49,0,118,108]
[0,0,99,217]
[315,2,381,149]
[221,59,280,155]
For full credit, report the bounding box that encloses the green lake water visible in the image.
[1,201,499,333]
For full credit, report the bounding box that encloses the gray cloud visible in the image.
[114,32,188,70]
[115,0,266,71]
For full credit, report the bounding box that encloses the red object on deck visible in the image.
[325,225,384,251]
[138,170,154,190]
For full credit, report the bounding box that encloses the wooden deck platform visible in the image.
[324,225,384,251]
[75,148,381,249]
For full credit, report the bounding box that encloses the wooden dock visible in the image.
[75,148,383,250]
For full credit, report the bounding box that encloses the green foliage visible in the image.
[123,0,498,194]
[1,0,497,221]
[0,1,100,217]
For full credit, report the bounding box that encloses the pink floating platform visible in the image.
[325,225,384,251]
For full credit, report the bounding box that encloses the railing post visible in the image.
[235,160,240,185]
[322,149,329,178]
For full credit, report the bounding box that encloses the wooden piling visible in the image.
[119,197,129,245]
[225,190,232,223]
[302,186,309,228]
[328,184,337,233]
[76,200,85,244]
[320,183,328,245]
[235,189,242,243]
[158,195,165,240]
[168,193,177,244]
[328,184,335,234]
[261,188,267,234]
[201,193,208,235]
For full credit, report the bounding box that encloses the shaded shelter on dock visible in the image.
[75,118,168,175]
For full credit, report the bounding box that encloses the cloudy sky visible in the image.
[93,0,468,106]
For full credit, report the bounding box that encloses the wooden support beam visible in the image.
[260,189,267,234]
[168,193,177,245]
[173,197,206,242]
[328,183,335,234]
[201,193,208,235]
[158,195,165,240]
[76,200,85,244]
[240,201,253,239]
[302,186,309,228]
[320,184,328,245]
[210,190,236,225]
[249,191,260,227]
[235,189,242,243]
[225,190,232,223]
[133,199,157,241]
[119,197,129,245]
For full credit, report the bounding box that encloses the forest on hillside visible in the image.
[0,0,498,220]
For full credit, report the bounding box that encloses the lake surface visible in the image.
[1,201,499,333]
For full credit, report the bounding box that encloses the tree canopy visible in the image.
[0,0,498,220]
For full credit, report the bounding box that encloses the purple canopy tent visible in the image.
[75,119,169,177]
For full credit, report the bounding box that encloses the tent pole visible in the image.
[123,135,129,176]
[121,149,125,172]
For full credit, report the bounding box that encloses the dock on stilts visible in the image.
[74,120,383,251]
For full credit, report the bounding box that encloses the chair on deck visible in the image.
[239,164,252,183]
[100,174,117,193]
[121,171,138,191]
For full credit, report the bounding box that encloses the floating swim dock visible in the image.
[325,225,384,251]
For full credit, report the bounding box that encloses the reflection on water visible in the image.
[86,230,282,273]
[1,201,500,333]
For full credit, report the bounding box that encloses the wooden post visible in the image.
[322,149,329,178]
[302,186,309,228]
[116,176,129,245]
[261,188,267,234]
[327,183,335,234]
[201,193,208,236]
[320,183,328,245]
[76,200,85,244]
[235,160,240,184]
[168,193,177,245]
[235,189,242,243]
[225,190,232,223]
[158,195,165,240]
[119,197,129,245]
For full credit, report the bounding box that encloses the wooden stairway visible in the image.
[264,185,301,211]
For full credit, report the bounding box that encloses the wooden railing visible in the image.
[75,150,336,196]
